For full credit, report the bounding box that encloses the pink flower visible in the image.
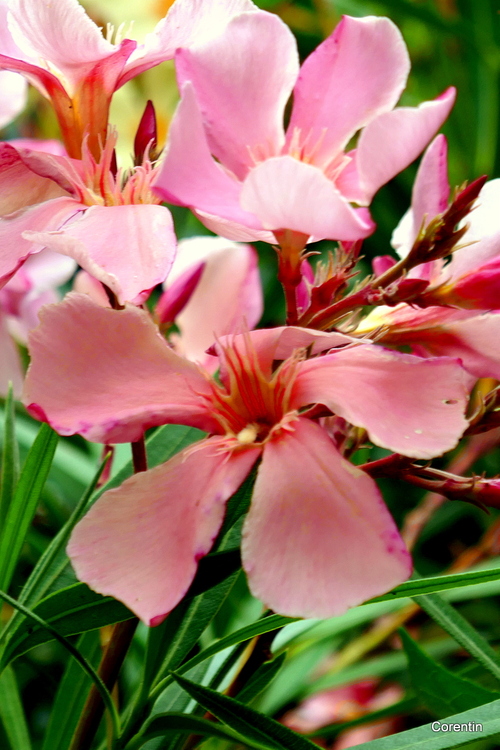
[0,249,75,395]
[390,135,500,308]
[358,137,500,380]
[153,13,455,245]
[0,134,176,303]
[24,294,469,623]
[0,69,26,129]
[0,0,261,158]
[157,235,263,367]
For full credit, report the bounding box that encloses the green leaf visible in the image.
[126,712,272,750]
[335,696,500,749]
[0,458,108,645]
[41,630,101,750]
[236,652,287,705]
[0,422,58,591]
[171,672,318,750]
[0,587,119,741]
[369,567,500,603]
[413,593,500,684]
[1,582,133,668]
[0,385,20,529]
[400,628,499,718]
[177,614,295,681]
[0,665,32,750]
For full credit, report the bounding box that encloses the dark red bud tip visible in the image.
[397,278,430,298]
[156,261,205,326]
[134,100,158,164]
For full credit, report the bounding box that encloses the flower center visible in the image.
[206,335,302,445]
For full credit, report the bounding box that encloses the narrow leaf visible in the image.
[41,630,101,750]
[0,423,58,591]
[1,582,133,668]
[0,665,31,750]
[237,652,287,704]
[171,672,318,750]
[369,567,500,603]
[0,384,20,529]
[400,628,499,717]
[414,593,500,684]
[334,696,500,749]
[126,713,271,750]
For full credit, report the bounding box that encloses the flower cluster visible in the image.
[2,0,500,627]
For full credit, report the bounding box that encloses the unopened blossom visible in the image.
[154,13,455,246]
[157,235,263,367]
[0,134,176,303]
[24,294,469,623]
[359,137,500,380]
[0,0,262,159]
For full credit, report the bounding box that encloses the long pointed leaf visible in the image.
[0,423,58,591]
[0,385,19,529]
[0,665,31,750]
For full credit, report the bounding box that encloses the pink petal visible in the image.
[411,134,450,240]
[0,70,27,127]
[242,418,411,618]
[404,312,500,381]
[0,143,70,215]
[292,344,469,458]
[287,16,409,165]
[0,196,81,288]
[167,237,263,365]
[448,257,500,309]
[68,439,260,625]
[119,0,258,85]
[240,155,374,241]
[193,209,276,244]
[175,12,298,179]
[23,293,219,442]
[7,0,115,90]
[153,83,263,231]
[18,249,76,292]
[339,88,456,205]
[23,204,177,304]
[215,326,357,380]
[8,138,67,156]
[0,312,23,397]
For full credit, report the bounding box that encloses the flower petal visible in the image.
[176,12,297,179]
[68,438,260,625]
[23,203,177,304]
[23,293,219,442]
[0,142,70,215]
[292,344,469,458]
[242,418,411,618]
[0,70,27,127]
[120,0,258,85]
[339,88,456,205]
[0,196,81,287]
[153,83,263,231]
[167,236,263,365]
[240,155,374,241]
[7,0,115,89]
[0,311,24,397]
[287,15,409,164]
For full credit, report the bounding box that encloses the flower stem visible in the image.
[69,434,148,750]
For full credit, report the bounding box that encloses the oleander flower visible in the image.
[0,0,262,158]
[23,294,469,624]
[359,136,500,380]
[0,134,176,303]
[154,13,455,245]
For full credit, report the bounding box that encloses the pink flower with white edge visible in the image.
[0,134,176,303]
[157,236,263,368]
[359,137,500,380]
[153,13,455,245]
[0,0,261,159]
[23,294,469,623]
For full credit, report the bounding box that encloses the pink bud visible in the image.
[134,100,158,164]
[156,262,205,326]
